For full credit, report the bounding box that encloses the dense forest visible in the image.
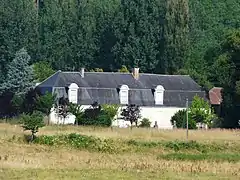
[0,0,240,128]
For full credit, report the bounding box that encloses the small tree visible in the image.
[68,103,84,125]
[121,104,141,129]
[20,111,44,142]
[57,97,70,125]
[101,104,119,120]
[35,92,56,124]
[190,95,216,127]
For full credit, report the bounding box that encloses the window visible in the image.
[119,85,129,105]
[68,83,79,104]
[154,85,164,105]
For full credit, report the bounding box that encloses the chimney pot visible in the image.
[132,67,139,80]
[80,68,84,78]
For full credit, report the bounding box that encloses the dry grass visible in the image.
[1,123,239,142]
[0,123,239,179]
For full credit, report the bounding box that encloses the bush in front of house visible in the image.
[171,95,220,129]
[121,104,141,129]
[76,103,118,127]
[170,109,197,129]
[139,118,151,128]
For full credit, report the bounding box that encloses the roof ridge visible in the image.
[61,71,190,76]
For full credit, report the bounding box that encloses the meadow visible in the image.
[0,123,239,180]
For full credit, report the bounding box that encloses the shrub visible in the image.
[34,133,117,153]
[76,103,117,127]
[20,111,45,142]
[170,109,197,129]
[164,140,204,152]
[139,118,151,127]
[121,104,141,129]
[101,104,119,119]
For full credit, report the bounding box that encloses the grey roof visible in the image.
[37,71,207,107]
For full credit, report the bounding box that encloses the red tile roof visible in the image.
[209,87,223,105]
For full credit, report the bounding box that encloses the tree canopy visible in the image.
[0,0,240,128]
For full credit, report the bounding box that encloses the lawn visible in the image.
[0,123,239,180]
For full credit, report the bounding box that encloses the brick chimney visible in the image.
[80,67,84,78]
[132,67,139,80]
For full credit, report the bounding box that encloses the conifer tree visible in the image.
[4,48,34,94]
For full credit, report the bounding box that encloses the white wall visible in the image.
[113,106,185,129]
[49,105,90,125]
[49,105,184,129]
[49,108,76,125]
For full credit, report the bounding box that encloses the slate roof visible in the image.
[37,71,207,107]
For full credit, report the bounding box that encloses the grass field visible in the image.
[0,123,239,180]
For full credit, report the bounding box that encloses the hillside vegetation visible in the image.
[0,0,240,128]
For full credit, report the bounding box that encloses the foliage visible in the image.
[11,94,24,115]
[171,95,217,129]
[219,30,240,128]
[36,92,56,115]
[0,0,37,85]
[33,61,55,82]
[101,104,119,120]
[34,133,117,153]
[118,65,129,73]
[170,109,197,129]
[139,118,151,128]
[76,103,116,127]
[121,104,141,128]
[190,95,216,126]
[68,103,84,124]
[1,0,240,128]
[90,68,104,72]
[162,0,189,74]
[0,88,42,118]
[57,97,70,123]
[20,111,45,141]
[81,102,102,121]
[158,153,240,163]
[1,48,33,94]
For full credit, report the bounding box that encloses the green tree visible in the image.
[35,92,56,124]
[33,61,55,82]
[189,95,216,127]
[57,97,70,125]
[121,104,141,129]
[2,48,34,94]
[0,0,38,78]
[219,30,240,128]
[21,111,45,142]
[161,0,189,74]
[112,0,163,73]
